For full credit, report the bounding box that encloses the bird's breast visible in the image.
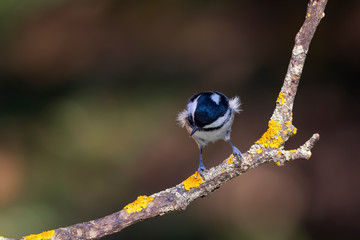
[190,116,234,147]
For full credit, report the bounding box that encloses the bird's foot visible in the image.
[232,146,244,162]
[197,165,206,178]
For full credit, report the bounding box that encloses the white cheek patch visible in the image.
[188,95,201,120]
[210,93,221,105]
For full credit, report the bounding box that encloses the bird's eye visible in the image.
[187,115,195,127]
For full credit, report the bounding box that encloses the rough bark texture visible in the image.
[0,0,327,239]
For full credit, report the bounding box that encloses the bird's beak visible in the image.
[190,126,198,136]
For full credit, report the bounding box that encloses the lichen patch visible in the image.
[255,120,282,148]
[183,172,204,191]
[24,230,55,240]
[227,155,234,164]
[124,195,154,214]
[276,92,286,105]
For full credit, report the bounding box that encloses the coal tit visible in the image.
[177,91,243,175]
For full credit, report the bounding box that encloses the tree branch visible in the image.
[0,1,327,239]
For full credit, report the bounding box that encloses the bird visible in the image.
[177,91,243,176]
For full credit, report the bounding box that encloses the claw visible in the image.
[227,139,243,162]
[232,146,244,160]
[197,165,206,178]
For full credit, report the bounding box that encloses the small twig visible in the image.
[0,1,327,239]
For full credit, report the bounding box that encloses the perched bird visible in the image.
[177,91,243,176]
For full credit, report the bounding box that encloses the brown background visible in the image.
[0,0,359,239]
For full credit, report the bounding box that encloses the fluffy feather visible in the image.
[177,109,188,127]
[229,96,241,113]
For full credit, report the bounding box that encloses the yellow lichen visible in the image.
[289,149,297,153]
[285,121,292,127]
[270,136,283,148]
[227,155,234,164]
[183,171,204,191]
[24,230,55,240]
[276,92,286,105]
[275,161,281,166]
[124,195,154,214]
[255,120,282,148]
[284,114,294,130]
[307,13,311,18]
[221,169,225,173]
[256,148,263,154]
[283,126,297,136]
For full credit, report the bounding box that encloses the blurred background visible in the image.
[0,0,359,239]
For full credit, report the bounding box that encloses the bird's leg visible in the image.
[227,139,244,160]
[197,147,206,177]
